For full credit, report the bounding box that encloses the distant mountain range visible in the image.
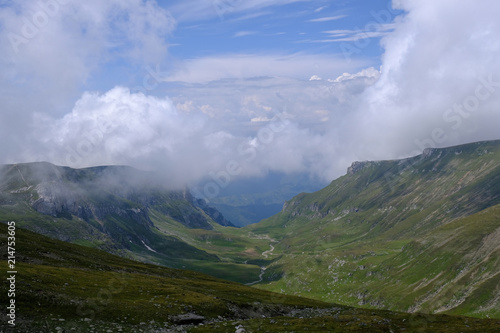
[1,139,500,326]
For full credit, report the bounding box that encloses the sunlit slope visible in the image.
[2,224,500,333]
[245,140,500,317]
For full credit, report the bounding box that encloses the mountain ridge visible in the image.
[0,162,229,228]
[0,162,259,283]
[1,139,500,320]
[246,139,500,318]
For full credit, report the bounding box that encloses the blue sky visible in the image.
[88,0,401,90]
[1,0,500,188]
[166,0,397,60]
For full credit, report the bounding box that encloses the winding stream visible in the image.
[245,241,276,285]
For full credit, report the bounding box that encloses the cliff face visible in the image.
[0,162,222,230]
[0,162,228,267]
[30,180,154,227]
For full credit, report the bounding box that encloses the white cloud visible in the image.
[166,73,379,131]
[161,71,381,182]
[25,66,380,186]
[164,53,368,83]
[0,0,175,162]
[307,15,346,23]
[331,67,380,83]
[33,87,208,186]
[3,0,500,190]
[164,0,500,183]
[343,0,500,161]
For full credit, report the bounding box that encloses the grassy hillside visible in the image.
[2,223,500,332]
[242,140,500,317]
[2,140,500,323]
[0,162,262,284]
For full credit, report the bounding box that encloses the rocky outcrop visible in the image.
[347,161,374,175]
[29,181,153,228]
[1,162,228,230]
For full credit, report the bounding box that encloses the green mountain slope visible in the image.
[244,140,500,318]
[2,224,500,332]
[0,162,263,284]
[2,140,500,321]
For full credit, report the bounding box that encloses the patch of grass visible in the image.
[3,224,500,332]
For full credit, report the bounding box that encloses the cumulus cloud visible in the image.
[32,87,208,187]
[29,69,379,187]
[344,0,500,161]
[0,0,175,162]
[162,0,500,182]
[2,0,500,191]
[332,67,380,83]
